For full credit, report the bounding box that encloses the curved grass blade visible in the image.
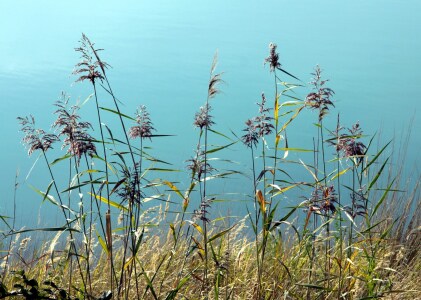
[61,179,103,193]
[29,183,57,206]
[8,226,79,236]
[371,179,395,218]
[208,128,235,141]
[278,105,305,134]
[269,206,296,231]
[96,230,109,256]
[186,221,203,235]
[269,183,300,196]
[205,141,236,154]
[148,168,180,172]
[363,140,392,172]
[201,170,241,182]
[330,167,350,181]
[208,225,235,243]
[165,271,193,300]
[278,67,301,81]
[88,192,128,211]
[163,181,184,200]
[49,154,72,166]
[99,107,135,121]
[368,157,389,190]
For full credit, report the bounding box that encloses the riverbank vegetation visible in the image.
[1,35,419,299]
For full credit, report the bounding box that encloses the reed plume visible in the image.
[241,119,259,149]
[128,105,155,141]
[17,115,59,156]
[73,34,108,84]
[306,65,335,121]
[193,103,214,130]
[53,93,96,165]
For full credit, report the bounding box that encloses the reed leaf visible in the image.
[205,141,236,154]
[88,192,128,211]
[96,230,109,255]
[371,179,395,218]
[277,105,305,134]
[368,157,390,190]
[363,140,392,172]
[163,181,185,200]
[99,107,135,121]
[208,225,235,243]
[49,154,72,166]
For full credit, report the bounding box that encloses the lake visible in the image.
[0,0,420,230]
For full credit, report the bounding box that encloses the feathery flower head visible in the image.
[116,163,142,204]
[331,121,366,163]
[305,65,335,121]
[194,103,214,130]
[321,185,337,214]
[208,51,224,100]
[264,42,281,72]
[53,93,96,164]
[18,115,59,156]
[254,93,274,137]
[129,105,155,141]
[186,150,214,181]
[241,119,259,148]
[308,184,337,215]
[73,33,109,84]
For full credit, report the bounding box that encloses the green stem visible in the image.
[41,150,87,295]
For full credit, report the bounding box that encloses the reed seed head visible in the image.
[208,51,224,99]
[194,103,214,130]
[305,65,335,121]
[254,93,274,137]
[331,121,366,163]
[73,33,109,84]
[129,105,155,141]
[53,93,96,164]
[116,163,142,204]
[18,115,59,156]
[308,184,338,215]
[186,150,214,181]
[241,119,259,148]
[264,42,281,72]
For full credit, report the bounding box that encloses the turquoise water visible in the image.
[1,1,420,228]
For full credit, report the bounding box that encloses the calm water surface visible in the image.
[1,1,420,228]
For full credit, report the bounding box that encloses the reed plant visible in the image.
[0,35,419,300]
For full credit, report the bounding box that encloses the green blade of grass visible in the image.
[99,106,135,121]
[8,226,79,236]
[277,105,305,134]
[205,141,236,154]
[49,154,72,166]
[209,128,235,141]
[363,140,392,172]
[270,205,300,232]
[368,157,389,190]
[148,168,180,172]
[371,179,395,218]
[208,225,235,243]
